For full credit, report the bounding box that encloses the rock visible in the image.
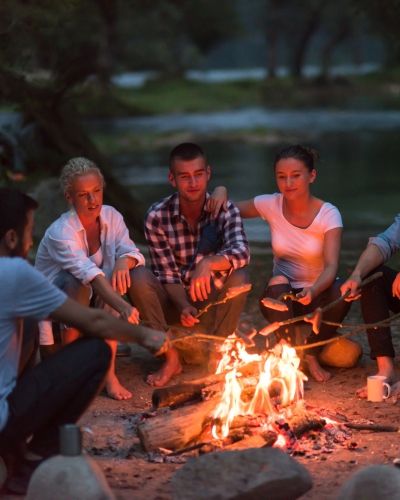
[172,447,312,500]
[319,337,362,368]
[337,464,400,500]
[26,454,115,500]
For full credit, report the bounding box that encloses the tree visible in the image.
[0,0,238,231]
[351,0,400,65]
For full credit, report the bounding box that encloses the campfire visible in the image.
[211,336,306,440]
[137,333,352,458]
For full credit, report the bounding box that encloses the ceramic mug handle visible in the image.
[383,382,391,399]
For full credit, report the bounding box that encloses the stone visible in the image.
[337,464,400,500]
[26,454,115,500]
[319,337,362,368]
[172,447,312,500]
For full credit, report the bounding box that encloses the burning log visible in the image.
[138,397,219,452]
[224,433,277,450]
[151,360,261,410]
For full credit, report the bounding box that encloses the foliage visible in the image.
[351,0,400,63]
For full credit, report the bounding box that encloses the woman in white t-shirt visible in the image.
[210,145,349,382]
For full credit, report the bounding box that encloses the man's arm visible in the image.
[341,244,385,300]
[50,298,167,354]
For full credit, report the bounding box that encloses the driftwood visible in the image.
[344,423,399,433]
[138,397,220,451]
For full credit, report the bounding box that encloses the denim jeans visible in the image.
[361,265,400,359]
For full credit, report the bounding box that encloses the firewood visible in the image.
[152,383,203,408]
[152,365,260,409]
[344,423,399,432]
[224,432,277,450]
[138,397,219,451]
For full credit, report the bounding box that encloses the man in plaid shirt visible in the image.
[130,143,250,387]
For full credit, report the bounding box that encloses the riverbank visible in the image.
[73,69,400,119]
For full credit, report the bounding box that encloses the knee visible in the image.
[56,271,90,305]
[228,267,250,287]
[129,266,159,295]
[268,275,289,286]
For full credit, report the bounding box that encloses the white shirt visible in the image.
[35,205,145,285]
[254,193,342,288]
[35,205,145,344]
[0,258,66,431]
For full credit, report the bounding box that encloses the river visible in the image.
[92,108,400,247]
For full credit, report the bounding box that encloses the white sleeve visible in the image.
[322,204,343,232]
[253,194,278,221]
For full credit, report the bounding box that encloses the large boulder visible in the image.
[172,447,312,500]
[337,464,400,500]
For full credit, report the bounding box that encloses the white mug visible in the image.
[367,375,391,402]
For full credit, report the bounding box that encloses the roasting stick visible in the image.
[295,312,400,351]
[259,272,383,337]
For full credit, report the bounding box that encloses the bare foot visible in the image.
[147,348,182,387]
[105,373,132,400]
[305,354,331,382]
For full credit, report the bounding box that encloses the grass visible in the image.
[72,69,400,119]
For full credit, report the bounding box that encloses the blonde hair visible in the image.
[60,157,105,195]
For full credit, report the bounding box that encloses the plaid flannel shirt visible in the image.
[145,192,249,289]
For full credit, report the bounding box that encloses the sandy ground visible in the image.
[5,254,400,499]
[79,339,400,500]
[70,340,400,500]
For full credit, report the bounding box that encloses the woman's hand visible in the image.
[112,257,132,295]
[206,186,228,218]
[296,287,315,305]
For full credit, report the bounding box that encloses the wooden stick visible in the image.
[344,423,399,432]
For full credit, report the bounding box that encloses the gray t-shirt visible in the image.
[0,257,66,430]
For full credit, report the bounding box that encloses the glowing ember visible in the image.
[211,335,307,439]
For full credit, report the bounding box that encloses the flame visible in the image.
[211,336,307,439]
[273,433,287,449]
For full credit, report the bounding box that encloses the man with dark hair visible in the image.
[130,143,250,387]
[0,187,167,494]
